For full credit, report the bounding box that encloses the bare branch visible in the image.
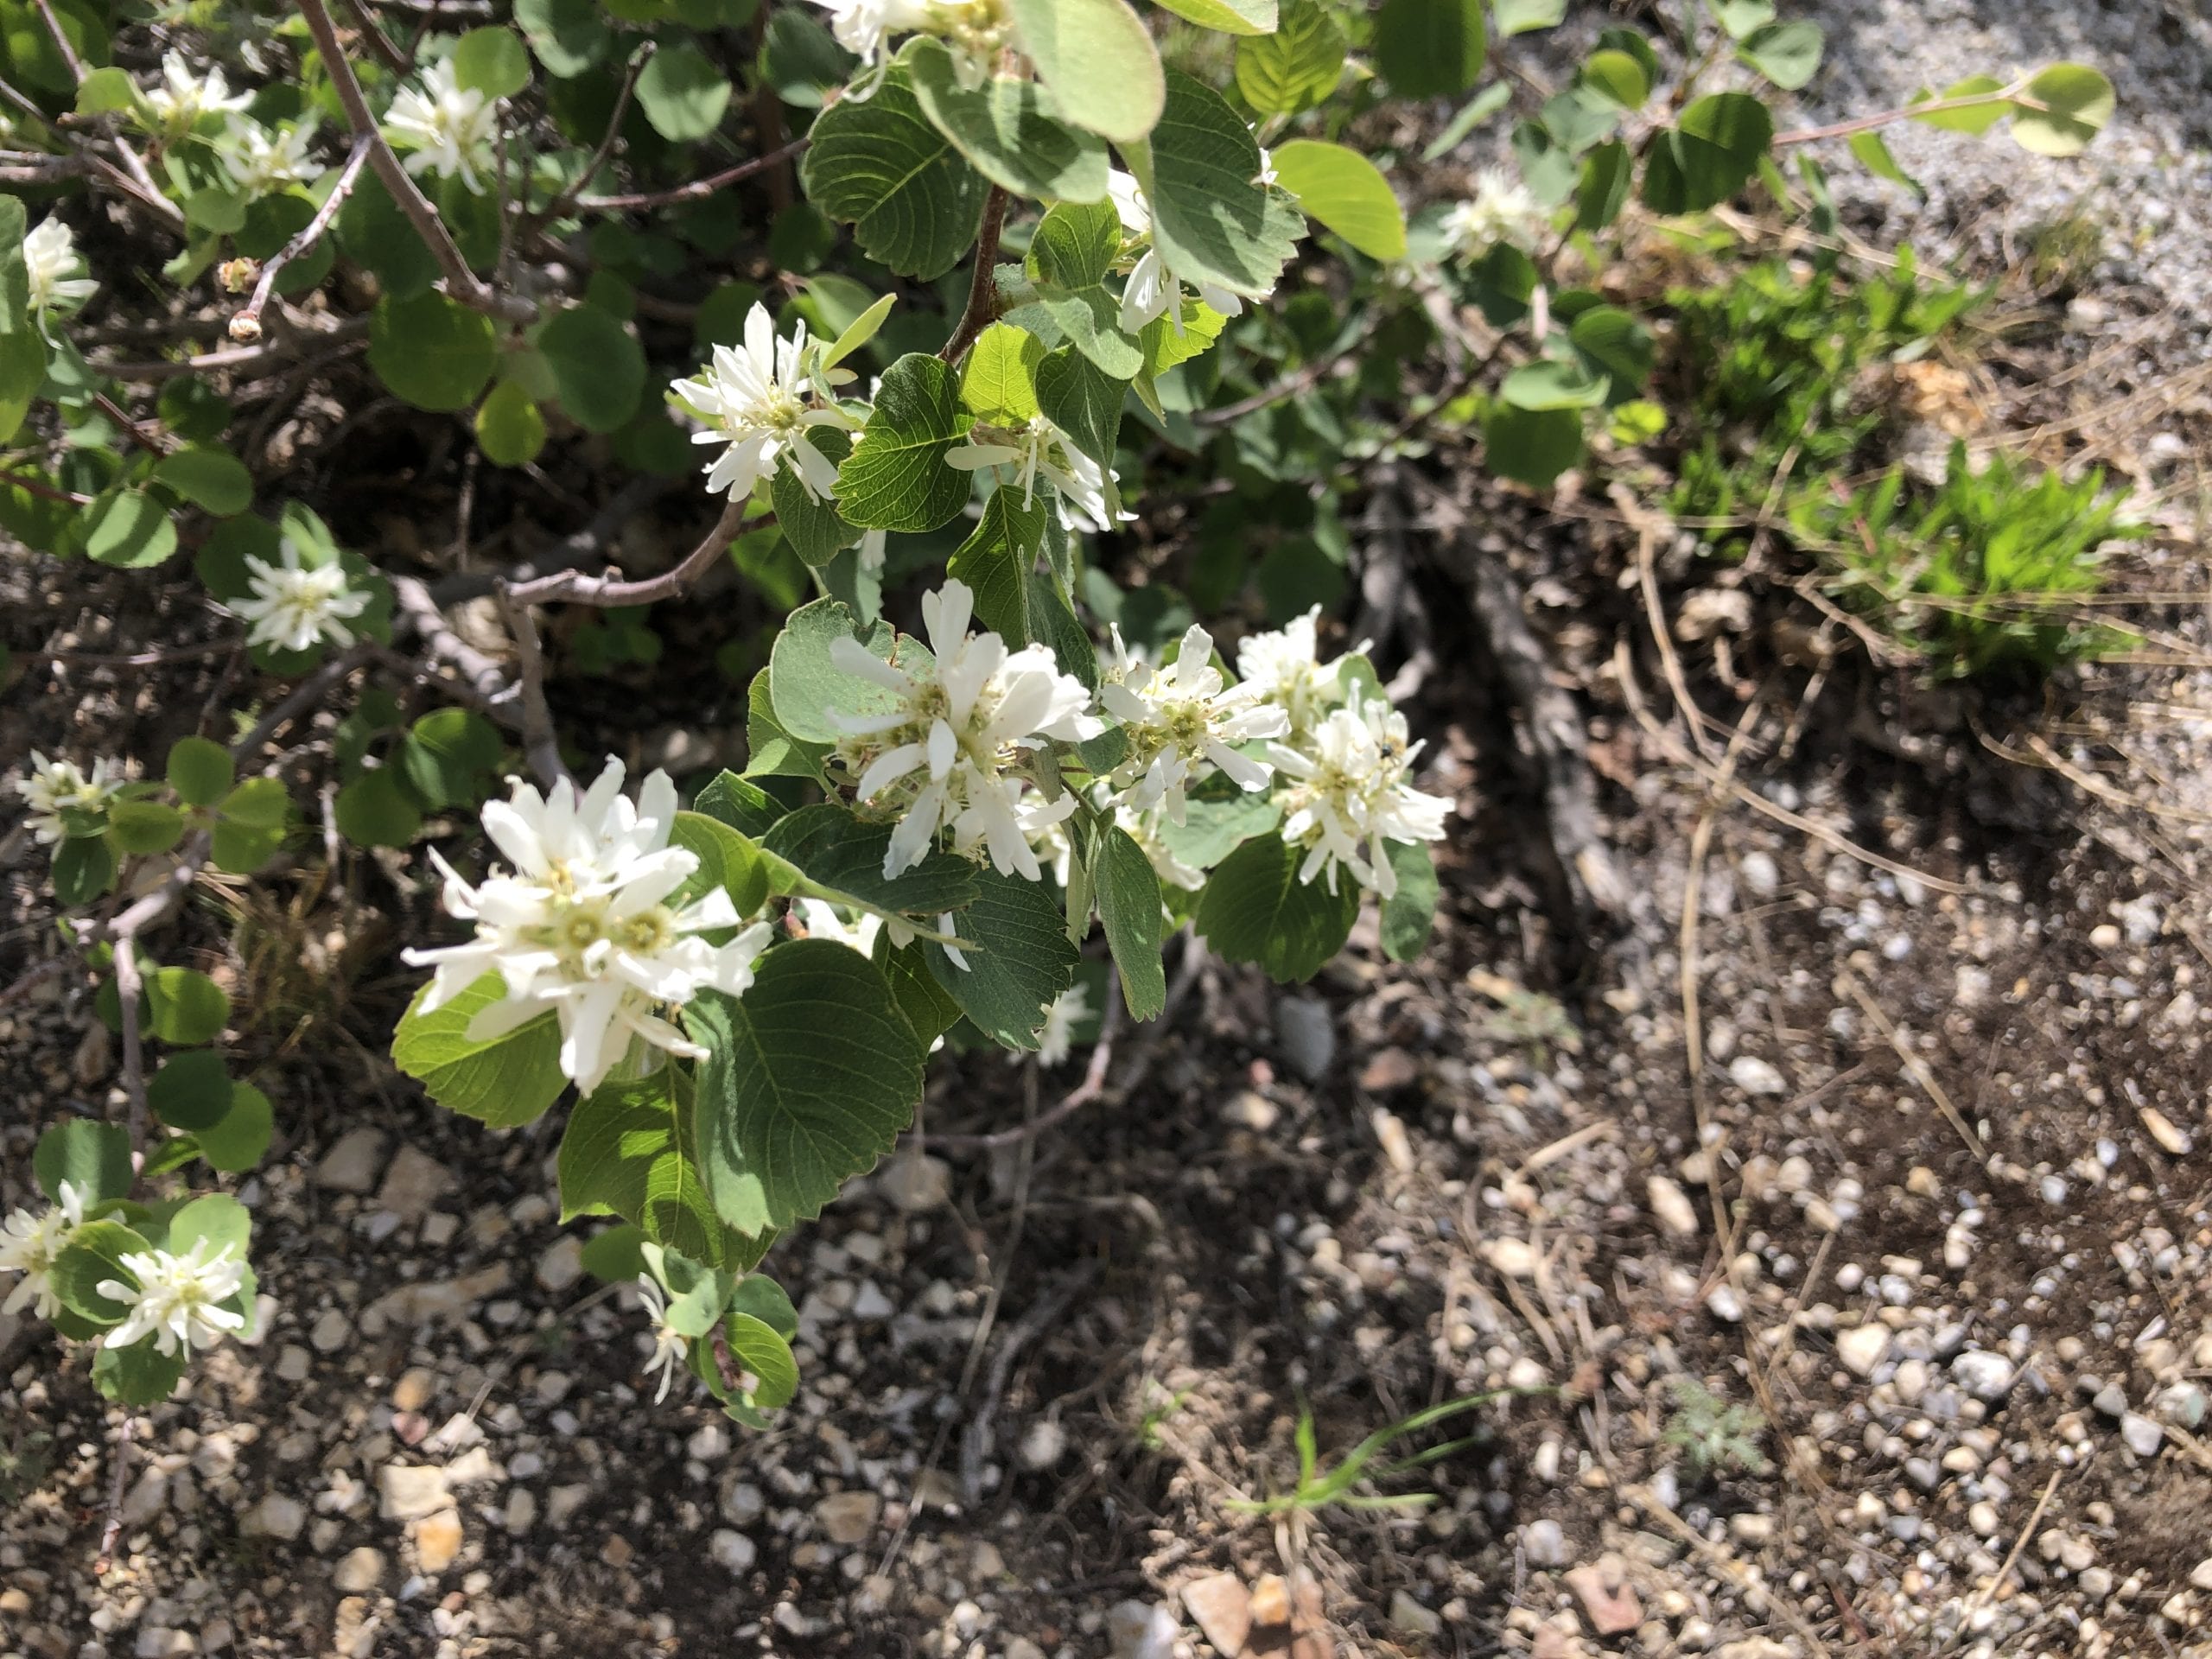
[503,499,756,607]
[98,316,373,383]
[531,41,654,230]
[573,136,810,213]
[232,134,374,343]
[495,589,570,788]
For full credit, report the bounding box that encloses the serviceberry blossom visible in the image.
[232,537,371,654]
[99,1237,248,1357]
[831,580,1101,880]
[0,1180,85,1319]
[1236,607,1357,738]
[1033,982,1091,1067]
[383,59,500,192]
[22,219,96,320]
[1268,700,1450,898]
[143,51,251,131]
[947,417,1126,535]
[1107,169,1255,334]
[403,760,775,1094]
[1439,168,1552,260]
[218,118,324,195]
[635,1274,691,1403]
[15,752,123,843]
[671,302,857,504]
[794,897,883,956]
[1101,624,1287,822]
[806,0,932,63]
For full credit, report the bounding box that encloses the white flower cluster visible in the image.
[217,118,324,196]
[1238,609,1450,898]
[404,761,774,1093]
[671,302,858,505]
[1439,168,1553,261]
[805,0,1001,83]
[948,416,1124,536]
[99,1238,247,1357]
[832,579,1099,881]
[14,752,123,843]
[384,59,500,193]
[142,51,250,132]
[1102,623,1287,822]
[0,1180,83,1319]
[232,537,371,654]
[23,218,96,321]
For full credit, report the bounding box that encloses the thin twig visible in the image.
[0,465,92,505]
[531,42,653,229]
[1193,315,1382,427]
[502,500,754,607]
[1772,81,2031,147]
[99,316,374,382]
[93,1416,135,1574]
[336,0,413,75]
[958,1258,1101,1503]
[496,589,569,787]
[939,185,1008,364]
[572,136,810,213]
[232,134,374,342]
[423,477,668,604]
[26,1,181,229]
[298,0,536,324]
[92,391,172,455]
[933,976,1123,1153]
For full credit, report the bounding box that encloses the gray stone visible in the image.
[243,1493,306,1541]
[1274,995,1335,1082]
[1106,1600,1178,1659]
[535,1236,584,1293]
[1950,1351,2017,1402]
[1522,1517,1567,1566]
[312,1128,386,1193]
[2120,1413,2165,1458]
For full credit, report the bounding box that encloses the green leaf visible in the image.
[1033,345,1124,467]
[557,1066,772,1271]
[760,803,979,918]
[874,935,963,1045]
[834,353,971,531]
[195,1082,272,1173]
[766,597,902,745]
[92,1337,188,1406]
[1639,92,1774,215]
[335,769,423,847]
[1707,0,1774,36]
[1091,825,1166,1020]
[2011,63,2114,158]
[688,942,925,1233]
[1421,82,1514,161]
[1155,790,1280,868]
[1152,0,1274,31]
[212,776,289,874]
[144,966,230,1045]
[398,708,504,810]
[1484,402,1583,487]
[168,1192,251,1262]
[1909,74,2011,137]
[336,173,442,304]
[153,447,251,517]
[771,429,860,566]
[85,491,178,569]
[52,1219,151,1327]
[636,41,731,141]
[52,836,118,906]
[1267,139,1406,261]
[1143,71,1307,301]
[761,6,855,108]
[453,26,531,99]
[960,322,1045,424]
[1235,0,1345,118]
[107,799,185,855]
[0,195,26,331]
[74,64,137,114]
[1003,199,1144,379]
[1847,130,1918,193]
[745,667,833,781]
[35,1119,132,1205]
[370,293,498,413]
[1575,139,1632,231]
[579,1223,648,1281]
[670,808,772,918]
[906,39,1109,203]
[1502,357,1606,410]
[696,770,786,839]
[722,1311,798,1407]
[1372,0,1485,99]
[166,739,233,809]
[948,486,1051,644]
[517,0,611,74]
[1195,832,1359,982]
[538,304,646,433]
[1738,20,1822,91]
[1380,840,1438,961]
[392,974,569,1127]
[1007,0,1164,143]
[801,64,987,281]
[1494,0,1566,33]
[925,865,1079,1050]
[1580,48,1649,110]
[1566,304,1653,403]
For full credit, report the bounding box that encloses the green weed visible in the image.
[1658,1376,1769,1479]
[1228,1390,1538,1517]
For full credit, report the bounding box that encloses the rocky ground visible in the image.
[9,2,2212,1657]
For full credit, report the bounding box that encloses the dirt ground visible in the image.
[9,3,2212,1657]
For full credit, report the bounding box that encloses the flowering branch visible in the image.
[29,0,182,230]
[231,133,375,343]
[297,0,537,325]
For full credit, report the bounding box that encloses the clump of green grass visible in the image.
[1659,1376,1769,1479]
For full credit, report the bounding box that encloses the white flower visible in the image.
[15,751,123,843]
[383,58,500,192]
[218,117,324,194]
[1236,607,1360,738]
[635,1274,691,1404]
[671,303,857,504]
[1440,168,1552,261]
[857,528,888,576]
[1033,982,1090,1067]
[98,1237,248,1357]
[143,51,250,130]
[947,418,1128,536]
[805,0,943,62]
[23,219,96,318]
[795,897,883,957]
[1268,700,1449,897]
[1101,624,1287,823]
[402,760,776,1094]
[830,579,1101,880]
[1117,801,1205,893]
[232,537,372,654]
[1106,168,1254,334]
[0,1180,86,1319]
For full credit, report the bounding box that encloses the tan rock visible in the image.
[412,1510,462,1573]
[1181,1573,1251,1656]
[1249,1573,1292,1629]
[813,1490,880,1545]
[377,1463,451,1522]
[1563,1554,1642,1636]
[375,1146,455,1221]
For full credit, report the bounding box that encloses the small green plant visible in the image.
[1471,977,1583,1067]
[1659,1376,1770,1479]
[0,1425,54,1508]
[1662,251,1986,531]
[1796,442,2145,677]
[1133,1380,1192,1452]
[1229,1390,1534,1517]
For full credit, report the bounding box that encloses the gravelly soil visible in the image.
[8,4,2212,1659]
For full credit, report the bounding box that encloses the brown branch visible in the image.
[502,500,755,607]
[1772,81,2029,147]
[298,0,537,324]
[0,465,92,505]
[531,41,653,231]
[92,1415,135,1575]
[939,185,1008,365]
[99,316,373,382]
[335,0,412,75]
[495,588,569,788]
[28,1,181,230]
[92,391,172,455]
[424,477,669,604]
[232,133,374,343]
[572,136,810,213]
